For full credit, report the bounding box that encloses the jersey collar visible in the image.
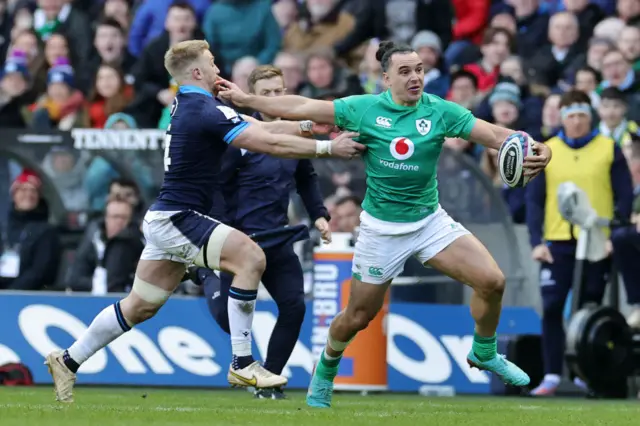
[382,89,422,110]
[178,85,213,97]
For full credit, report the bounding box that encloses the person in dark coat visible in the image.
[66,195,144,294]
[125,1,205,128]
[193,65,331,400]
[0,169,60,290]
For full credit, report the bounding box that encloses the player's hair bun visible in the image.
[375,41,396,63]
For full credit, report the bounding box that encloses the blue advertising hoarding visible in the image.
[0,293,540,393]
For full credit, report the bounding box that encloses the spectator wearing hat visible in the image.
[8,30,42,102]
[0,169,61,290]
[26,57,87,130]
[489,81,523,130]
[0,50,30,127]
[411,30,449,99]
[473,59,546,136]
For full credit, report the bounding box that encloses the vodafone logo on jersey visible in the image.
[390,137,415,161]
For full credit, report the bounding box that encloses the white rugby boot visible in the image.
[44,350,76,403]
[227,361,287,389]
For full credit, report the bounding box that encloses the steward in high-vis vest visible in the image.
[525,90,634,396]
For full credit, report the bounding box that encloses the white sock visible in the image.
[227,287,257,357]
[67,302,132,365]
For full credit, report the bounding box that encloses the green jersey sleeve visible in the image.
[333,94,378,132]
[441,100,477,139]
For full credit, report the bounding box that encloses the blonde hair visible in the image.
[248,65,284,92]
[164,39,210,80]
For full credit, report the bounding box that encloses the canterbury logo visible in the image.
[229,370,257,386]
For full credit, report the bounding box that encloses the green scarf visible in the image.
[36,18,61,41]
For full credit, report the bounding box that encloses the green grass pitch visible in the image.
[0,387,639,425]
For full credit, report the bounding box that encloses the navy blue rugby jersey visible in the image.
[151,85,249,214]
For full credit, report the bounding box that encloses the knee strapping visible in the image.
[327,334,356,352]
[194,224,234,270]
[132,276,172,305]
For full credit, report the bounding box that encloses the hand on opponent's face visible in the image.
[215,78,251,107]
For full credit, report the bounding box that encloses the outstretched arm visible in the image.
[230,123,362,159]
[218,79,336,124]
[241,114,327,137]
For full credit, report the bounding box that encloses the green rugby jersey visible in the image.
[334,90,476,222]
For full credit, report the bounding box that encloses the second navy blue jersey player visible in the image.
[44,40,364,404]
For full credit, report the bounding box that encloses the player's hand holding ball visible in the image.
[498,131,551,188]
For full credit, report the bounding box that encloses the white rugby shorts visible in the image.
[352,205,470,284]
[140,210,232,264]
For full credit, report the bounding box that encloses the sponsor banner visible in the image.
[386,303,541,394]
[0,293,314,388]
[0,293,540,392]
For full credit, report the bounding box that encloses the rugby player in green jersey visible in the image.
[218,40,552,408]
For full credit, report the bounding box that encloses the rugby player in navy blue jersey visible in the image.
[45,40,364,403]
[195,65,332,400]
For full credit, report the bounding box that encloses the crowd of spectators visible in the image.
[1,0,640,295]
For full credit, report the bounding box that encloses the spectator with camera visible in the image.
[0,169,60,290]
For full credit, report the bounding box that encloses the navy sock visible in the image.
[63,350,80,373]
[232,355,254,370]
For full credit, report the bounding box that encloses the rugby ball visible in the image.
[498,132,534,188]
